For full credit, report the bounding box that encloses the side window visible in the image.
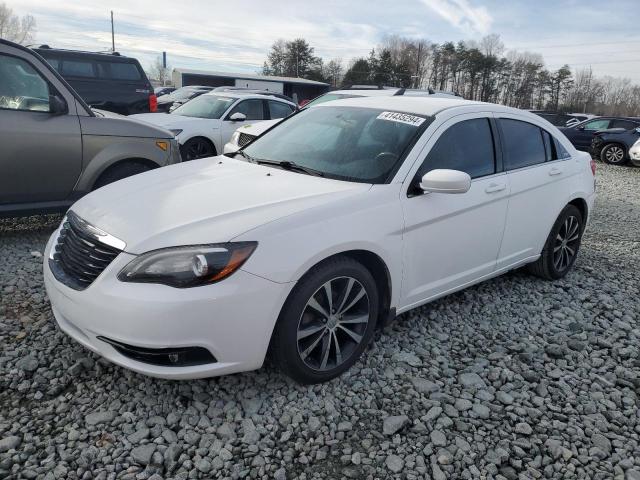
[227,99,264,120]
[610,119,637,130]
[268,100,294,119]
[499,119,546,170]
[110,62,142,81]
[582,119,610,131]
[61,59,95,78]
[416,118,495,180]
[553,137,571,159]
[0,53,51,112]
[541,130,555,161]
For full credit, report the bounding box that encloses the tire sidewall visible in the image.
[181,137,215,161]
[542,205,583,279]
[274,258,379,384]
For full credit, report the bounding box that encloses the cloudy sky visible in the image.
[7,0,640,81]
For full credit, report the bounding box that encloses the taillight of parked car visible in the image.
[149,94,158,113]
[590,159,596,176]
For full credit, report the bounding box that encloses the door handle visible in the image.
[549,167,563,176]
[485,183,506,193]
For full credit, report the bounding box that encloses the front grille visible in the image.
[238,132,256,148]
[49,212,123,290]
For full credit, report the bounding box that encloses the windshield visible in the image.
[305,93,362,108]
[242,106,431,183]
[171,95,236,119]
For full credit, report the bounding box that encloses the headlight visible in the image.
[118,243,257,288]
[229,131,240,146]
[169,129,183,137]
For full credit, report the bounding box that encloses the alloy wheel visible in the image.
[552,215,581,272]
[605,145,625,164]
[186,140,213,160]
[296,276,370,371]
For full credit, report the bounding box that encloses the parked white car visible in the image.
[44,96,596,384]
[131,91,296,161]
[223,87,462,154]
[630,138,640,163]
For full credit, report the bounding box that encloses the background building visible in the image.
[171,68,329,103]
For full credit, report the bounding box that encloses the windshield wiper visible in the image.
[254,159,325,177]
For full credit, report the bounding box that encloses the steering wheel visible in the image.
[375,151,399,164]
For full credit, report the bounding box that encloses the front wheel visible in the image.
[270,257,379,384]
[180,137,215,161]
[601,143,628,165]
[527,204,584,280]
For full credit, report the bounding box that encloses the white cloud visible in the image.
[420,0,492,35]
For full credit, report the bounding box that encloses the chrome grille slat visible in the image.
[49,212,123,291]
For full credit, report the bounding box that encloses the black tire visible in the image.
[527,204,584,280]
[270,256,379,384]
[180,137,216,161]
[93,162,152,190]
[600,143,628,165]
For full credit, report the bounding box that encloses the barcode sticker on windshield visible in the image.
[377,111,426,127]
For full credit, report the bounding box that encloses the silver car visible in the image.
[0,39,181,217]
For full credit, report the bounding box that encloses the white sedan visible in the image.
[44,96,596,384]
[630,138,640,165]
[131,91,296,161]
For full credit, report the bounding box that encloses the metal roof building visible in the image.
[171,68,329,103]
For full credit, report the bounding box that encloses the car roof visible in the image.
[314,96,487,116]
[204,91,296,104]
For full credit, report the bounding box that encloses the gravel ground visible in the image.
[1,163,639,480]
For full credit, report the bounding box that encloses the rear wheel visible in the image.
[270,257,379,384]
[527,204,584,280]
[180,137,215,161]
[93,162,153,190]
[601,143,628,165]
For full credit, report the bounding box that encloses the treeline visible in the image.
[262,35,640,116]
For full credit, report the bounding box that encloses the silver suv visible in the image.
[0,39,181,217]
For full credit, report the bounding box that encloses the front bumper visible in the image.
[43,233,292,379]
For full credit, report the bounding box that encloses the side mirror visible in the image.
[635,127,640,134]
[419,169,471,194]
[49,94,67,115]
[229,112,247,122]
[577,125,585,131]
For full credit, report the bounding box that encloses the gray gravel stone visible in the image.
[0,436,21,452]
[385,454,404,473]
[131,444,155,465]
[85,411,116,426]
[383,415,409,435]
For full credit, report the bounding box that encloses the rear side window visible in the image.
[110,62,142,81]
[499,119,546,170]
[61,60,95,78]
[582,119,610,131]
[610,119,638,130]
[554,137,571,159]
[417,118,495,179]
[268,100,294,119]
[542,130,554,161]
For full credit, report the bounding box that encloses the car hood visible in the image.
[70,157,370,254]
[130,113,220,131]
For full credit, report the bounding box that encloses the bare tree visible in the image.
[0,2,36,45]
[148,55,171,85]
[326,58,343,87]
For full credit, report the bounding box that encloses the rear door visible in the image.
[0,45,82,205]
[496,116,576,267]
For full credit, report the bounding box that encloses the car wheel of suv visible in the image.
[601,143,628,165]
[527,204,583,280]
[181,137,215,161]
[93,162,153,190]
[271,257,379,384]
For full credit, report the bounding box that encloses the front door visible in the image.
[400,114,509,309]
[219,99,266,146]
[0,50,82,205]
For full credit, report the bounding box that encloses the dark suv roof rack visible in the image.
[36,45,123,56]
